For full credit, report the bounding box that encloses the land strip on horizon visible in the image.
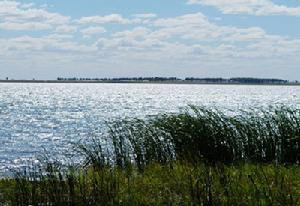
[0,79,299,85]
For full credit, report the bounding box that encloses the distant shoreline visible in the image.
[0,79,299,86]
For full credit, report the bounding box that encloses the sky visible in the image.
[0,0,300,80]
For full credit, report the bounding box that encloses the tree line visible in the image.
[57,77,289,84]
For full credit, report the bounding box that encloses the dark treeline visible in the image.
[57,77,180,81]
[185,77,288,84]
[185,77,227,83]
[230,77,288,84]
[57,77,289,84]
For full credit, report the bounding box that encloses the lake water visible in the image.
[0,83,299,174]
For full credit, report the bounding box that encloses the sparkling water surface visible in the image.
[0,83,299,174]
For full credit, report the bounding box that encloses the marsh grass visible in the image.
[1,105,300,205]
[1,162,300,205]
[99,105,300,166]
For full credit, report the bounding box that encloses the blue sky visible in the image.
[0,0,300,80]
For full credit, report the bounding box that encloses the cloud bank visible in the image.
[187,0,300,16]
[0,0,299,79]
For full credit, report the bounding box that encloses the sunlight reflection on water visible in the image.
[0,83,299,174]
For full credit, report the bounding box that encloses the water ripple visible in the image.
[0,83,299,174]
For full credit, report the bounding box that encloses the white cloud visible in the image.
[151,13,268,42]
[81,26,106,35]
[187,0,300,16]
[92,12,300,65]
[77,14,156,25]
[78,14,130,24]
[19,2,35,9]
[55,25,77,33]
[0,0,72,33]
[0,22,51,30]
[132,13,157,18]
[47,34,74,39]
[0,1,70,24]
[113,27,149,38]
[153,12,209,27]
[0,35,96,54]
[2,11,299,64]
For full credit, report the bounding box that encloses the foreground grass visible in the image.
[1,105,300,205]
[1,162,300,205]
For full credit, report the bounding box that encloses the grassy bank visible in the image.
[1,162,300,205]
[1,106,300,205]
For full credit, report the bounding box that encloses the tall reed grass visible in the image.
[1,162,300,205]
[1,105,300,205]
[85,105,300,169]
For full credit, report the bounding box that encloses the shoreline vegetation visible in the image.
[0,77,299,85]
[1,106,300,205]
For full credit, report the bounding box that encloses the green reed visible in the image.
[1,162,300,205]
[102,105,300,167]
[1,105,300,205]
